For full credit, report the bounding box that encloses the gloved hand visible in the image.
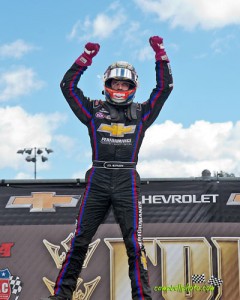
[149,36,169,62]
[75,42,100,67]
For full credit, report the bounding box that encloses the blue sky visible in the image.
[1,0,240,179]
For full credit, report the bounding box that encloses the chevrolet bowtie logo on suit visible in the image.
[97,123,136,137]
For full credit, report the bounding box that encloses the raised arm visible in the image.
[60,42,100,124]
[141,36,173,129]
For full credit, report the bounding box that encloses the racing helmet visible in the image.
[103,61,138,106]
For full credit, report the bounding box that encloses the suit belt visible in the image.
[92,160,136,169]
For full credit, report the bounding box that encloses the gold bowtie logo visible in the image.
[97,123,136,137]
[226,193,240,205]
[6,192,80,212]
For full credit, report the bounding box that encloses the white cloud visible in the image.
[136,45,153,61]
[123,22,141,43]
[108,1,121,11]
[53,135,79,158]
[14,172,33,180]
[67,11,126,41]
[135,41,179,61]
[93,13,126,39]
[210,34,235,53]
[0,39,37,59]
[134,0,240,30]
[67,19,88,41]
[0,106,65,171]
[138,120,240,178]
[0,66,44,101]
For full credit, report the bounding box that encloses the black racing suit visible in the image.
[54,60,173,300]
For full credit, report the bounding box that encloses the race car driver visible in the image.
[43,36,173,300]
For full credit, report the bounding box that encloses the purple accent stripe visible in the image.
[142,111,150,122]
[131,170,144,299]
[142,60,164,121]
[75,167,95,234]
[54,168,95,295]
[69,67,92,119]
[90,119,98,160]
[131,121,143,162]
[69,67,98,159]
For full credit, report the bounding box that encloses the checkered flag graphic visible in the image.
[191,274,206,284]
[9,275,23,296]
[208,275,223,287]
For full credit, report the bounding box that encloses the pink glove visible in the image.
[149,36,169,62]
[75,42,100,67]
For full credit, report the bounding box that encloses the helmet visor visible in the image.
[104,61,138,87]
[106,68,137,84]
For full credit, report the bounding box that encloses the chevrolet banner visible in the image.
[0,178,240,299]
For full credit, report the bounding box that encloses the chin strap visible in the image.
[103,102,120,121]
[127,103,137,120]
[103,102,138,121]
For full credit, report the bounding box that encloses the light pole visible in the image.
[17,147,54,179]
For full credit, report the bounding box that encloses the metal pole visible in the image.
[34,147,37,179]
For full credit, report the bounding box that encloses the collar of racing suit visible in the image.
[103,102,138,121]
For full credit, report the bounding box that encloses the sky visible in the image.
[0,0,240,180]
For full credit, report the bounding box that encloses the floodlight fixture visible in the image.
[17,149,24,154]
[37,149,43,155]
[25,149,32,155]
[41,156,48,162]
[17,147,54,179]
[45,148,54,154]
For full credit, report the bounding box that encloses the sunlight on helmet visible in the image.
[103,61,138,106]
